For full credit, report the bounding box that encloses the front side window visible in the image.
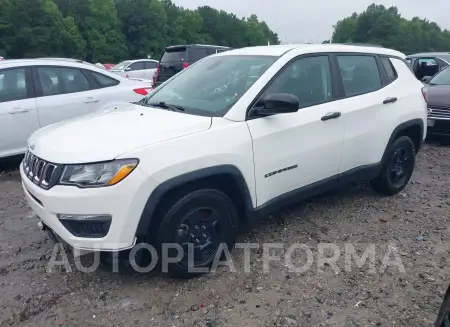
[38,67,90,96]
[429,66,450,85]
[91,72,119,88]
[260,55,333,108]
[0,68,28,103]
[129,62,145,71]
[337,55,382,96]
[111,61,131,71]
[143,55,278,116]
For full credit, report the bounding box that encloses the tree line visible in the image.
[0,0,280,62]
[326,4,450,54]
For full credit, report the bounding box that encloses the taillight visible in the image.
[125,73,129,78]
[133,87,152,96]
[421,87,428,103]
[156,63,160,75]
[182,62,189,69]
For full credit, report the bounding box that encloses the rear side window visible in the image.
[91,72,119,88]
[190,48,213,62]
[337,55,382,96]
[145,61,158,69]
[0,68,28,103]
[161,47,187,63]
[380,57,398,82]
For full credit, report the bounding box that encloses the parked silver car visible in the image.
[110,59,159,80]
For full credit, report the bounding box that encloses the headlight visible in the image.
[60,159,138,188]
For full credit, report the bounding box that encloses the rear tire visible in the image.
[154,189,239,278]
[370,136,416,196]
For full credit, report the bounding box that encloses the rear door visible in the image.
[143,61,158,80]
[158,46,188,84]
[0,66,39,157]
[336,54,403,173]
[34,66,99,127]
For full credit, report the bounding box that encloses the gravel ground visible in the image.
[0,142,449,327]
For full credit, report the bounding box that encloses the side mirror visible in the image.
[125,67,132,72]
[253,93,300,116]
[422,76,432,83]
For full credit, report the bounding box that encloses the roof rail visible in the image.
[342,43,384,48]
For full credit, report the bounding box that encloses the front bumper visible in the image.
[20,163,158,251]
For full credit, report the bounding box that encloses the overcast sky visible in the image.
[172,0,450,43]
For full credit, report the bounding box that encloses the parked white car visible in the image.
[110,59,159,80]
[21,44,426,277]
[0,58,153,158]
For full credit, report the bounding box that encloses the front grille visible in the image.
[428,105,450,120]
[22,151,62,189]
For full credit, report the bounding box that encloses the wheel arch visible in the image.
[382,118,424,163]
[135,165,255,239]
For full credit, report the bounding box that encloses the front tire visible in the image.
[370,136,416,196]
[155,189,239,278]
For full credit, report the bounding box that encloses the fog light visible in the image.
[58,214,112,238]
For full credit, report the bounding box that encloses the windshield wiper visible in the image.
[147,101,185,112]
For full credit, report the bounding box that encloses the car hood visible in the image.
[426,85,450,107]
[28,103,212,164]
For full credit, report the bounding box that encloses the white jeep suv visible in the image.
[20,44,427,276]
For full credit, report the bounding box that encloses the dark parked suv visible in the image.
[154,44,232,86]
[422,66,450,136]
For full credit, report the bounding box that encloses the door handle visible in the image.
[321,112,341,121]
[383,97,397,104]
[8,107,30,114]
[84,97,99,103]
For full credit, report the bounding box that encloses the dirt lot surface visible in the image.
[1,142,449,327]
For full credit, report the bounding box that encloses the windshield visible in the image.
[111,61,131,71]
[161,47,187,62]
[143,55,277,116]
[430,66,450,85]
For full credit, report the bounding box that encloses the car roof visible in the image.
[123,59,159,63]
[0,58,129,79]
[0,58,90,65]
[406,52,450,58]
[165,44,231,50]
[213,44,405,58]
[406,53,450,63]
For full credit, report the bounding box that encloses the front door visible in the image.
[246,55,345,206]
[126,62,147,79]
[0,67,40,157]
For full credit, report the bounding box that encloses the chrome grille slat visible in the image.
[428,106,450,120]
[23,150,60,189]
